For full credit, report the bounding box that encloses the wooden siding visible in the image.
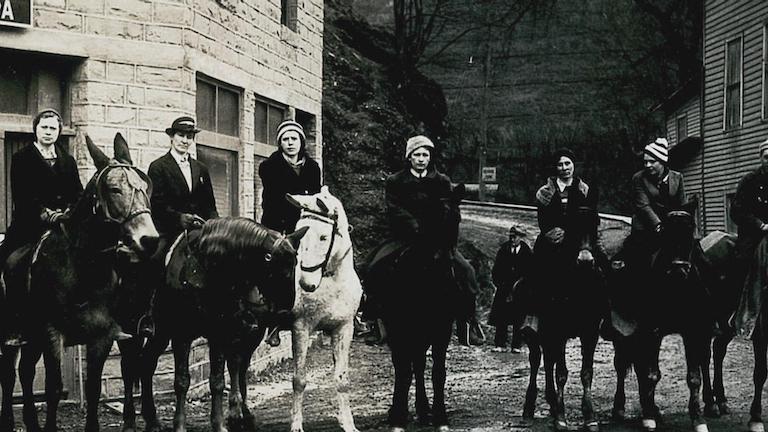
[666,96,705,229]
[702,0,768,233]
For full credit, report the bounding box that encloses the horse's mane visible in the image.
[196,218,277,260]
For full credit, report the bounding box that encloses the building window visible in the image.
[281,0,298,32]
[725,37,743,130]
[254,98,285,145]
[197,145,238,217]
[196,76,240,137]
[676,115,688,143]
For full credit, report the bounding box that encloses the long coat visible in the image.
[535,176,595,235]
[385,168,452,241]
[148,152,218,239]
[258,150,321,234]
[631,168,686,235]
[488,241,533,326]
[7,143,83,246]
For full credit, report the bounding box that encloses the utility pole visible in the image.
[478,23,491,202]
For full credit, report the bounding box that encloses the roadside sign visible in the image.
[481,166,496,183]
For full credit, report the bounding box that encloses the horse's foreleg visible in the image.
[430,320,452,430]
[637,332,662,431]
[553,339,569,431]
[238,339,260,427]
[523,336,541,419]
[542,341,557,418]
[19,344,43,432]
[0,347,19,432]
[612,338,630,420]
[413,345,430,426]
[208,340,227,432]
[580,331,599,432]
[331,322,358,432]
[171,339,192,432]
[750,335,768,432]
[682,333,706,432]
[225,349,244,430]
[291,326,311,432]
[712,333,733,415]
[84,336,112,432]
[701,336,716,418]
[118,340,139,432]
[387,340,413,429]
[140,334,170,432]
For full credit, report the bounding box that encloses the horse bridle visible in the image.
[92,163,152,226]
[297,208,350,278]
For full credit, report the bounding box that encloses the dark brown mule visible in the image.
[132,218,307,432]
[0,133,159,432]
[522,206,606,432]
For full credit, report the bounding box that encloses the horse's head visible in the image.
[565,206,599,268]
[655,200,698,280]
[82,133,159,256]
[287,186,354,293]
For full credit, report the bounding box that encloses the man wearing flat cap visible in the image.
[489,224,533,352]
[139,116,219,336]
[731,138,768,337]
[362,135,484,346]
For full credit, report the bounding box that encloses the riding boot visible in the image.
[468,317,485,346]
[266,326,281,347]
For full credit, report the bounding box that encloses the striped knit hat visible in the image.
[644,137,669,164]
[759,138,768,156]
[276,120,306,146]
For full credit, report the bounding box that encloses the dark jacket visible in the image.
[148,152,218,239]
[731,165,768,258]
[7,143,83,245]
[258,150,321,234]
[631,168,686,235]
[535,176,595,234]
[385,168,452,241]
[489,241,534,326]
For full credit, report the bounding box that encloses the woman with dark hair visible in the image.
[258,119,321,346]
[0,109,84,345]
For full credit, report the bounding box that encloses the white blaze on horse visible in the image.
[286,186,362,432]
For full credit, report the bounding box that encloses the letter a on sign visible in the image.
[1,0,14,21]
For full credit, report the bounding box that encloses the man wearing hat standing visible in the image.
[257,119,321,346]
[138,116,218,337]
[730,139,768,337]
[362,135,484,346]
[489,224,533,352]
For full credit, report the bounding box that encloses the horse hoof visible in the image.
[417,414,432,426]
[718,402,730,415]
[693,422,708,432]
[522,409,534,420]
[749,422,765,432]
[611,408,626,421]
[703,404,720,418]
[435,426,449,432]
[584,420,599,432]
[554,419,567,431]
[390,427,405,432]
[641,418,657,431]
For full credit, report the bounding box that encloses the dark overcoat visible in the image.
[385,168,452,241]
[148,152,218,239]
[631,168,686,235]
[258,150,321,234]
[7,143,83,246]
[488,241,533,326]
[535,176,595,235]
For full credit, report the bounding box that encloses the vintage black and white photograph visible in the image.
[0,1,763,432]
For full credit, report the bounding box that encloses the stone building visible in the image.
[0,0,323,231]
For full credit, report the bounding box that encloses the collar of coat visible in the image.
[536,176,589,207]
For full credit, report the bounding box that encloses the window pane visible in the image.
[727,40,741,86]
[197,145,237,217]
[196,80,216,132]
[217,87,239,137]
[677,117,687,140]
[254,100,268,144]
[268,105,284,145]
[0,64,29,115]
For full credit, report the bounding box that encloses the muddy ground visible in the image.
[9,206,762,432]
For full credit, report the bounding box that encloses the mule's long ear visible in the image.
[113,133,133,165]
[287,226,309,250]
[681,197,698,216]
[86,134,110,171]
[286,193,304,209]
[316,197,330,214]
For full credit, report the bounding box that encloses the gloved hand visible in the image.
[544,227,565,245]
[40,208,65,226]
[180,213,206,230]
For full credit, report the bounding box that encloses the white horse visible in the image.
[286,186,362,432]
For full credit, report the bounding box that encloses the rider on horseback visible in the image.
[258,119,321,346]
[138,116,219,337]
[731,139,768,338]
[363,135,484,346]
[0,109,84,346]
